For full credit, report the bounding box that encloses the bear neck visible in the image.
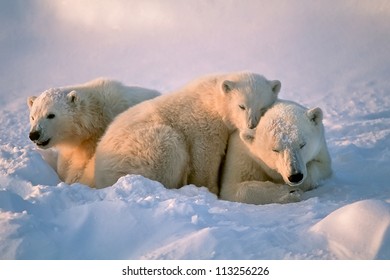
[200,88,237,131]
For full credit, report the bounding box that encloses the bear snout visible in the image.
[288,173,304,184]
[247,117,259,129]
[248,122,256,129]
[29,130,41,141]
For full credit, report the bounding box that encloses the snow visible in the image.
[1,0,390,260]
[311,200,390,259]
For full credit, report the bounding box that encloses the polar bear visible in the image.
[94,72,281,193]
[27,78,160,186]
[220,100,332,204]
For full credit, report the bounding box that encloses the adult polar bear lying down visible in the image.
[220,100,332,205]
[94,72,281,193]
[27,78,160,186]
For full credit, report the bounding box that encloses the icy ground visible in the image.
[0,0,390,259]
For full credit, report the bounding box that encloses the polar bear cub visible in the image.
[27,78,160,186]
[220,100,332,204]
[94,72,281,193]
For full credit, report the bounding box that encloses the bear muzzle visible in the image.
[287,173,304,185]
[247,114,260,129]
[283,150,306,186]
[29,130,51,147]
[29,130,40,141]
[36,138,51,147]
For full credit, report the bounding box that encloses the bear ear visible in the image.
[307,107,323,125]
[221,80,235,94]
[67,90,78,104]
[240,130,255,143]
[270,80,281,95]
[27,96,37,109]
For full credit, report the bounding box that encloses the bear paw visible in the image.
[280,188,302,203]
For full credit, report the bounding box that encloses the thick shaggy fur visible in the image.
[94,72,281,193]
[27,78,160,186]
[220,100,332,204]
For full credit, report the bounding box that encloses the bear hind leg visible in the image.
[149,125,190,189]
[94,124,189,189]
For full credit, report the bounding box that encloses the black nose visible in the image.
[29,131,40,141]
[288,173,304,184]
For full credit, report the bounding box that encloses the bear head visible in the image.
[27,88,83,149]
[221,72,280,134]
[243,100,324,186]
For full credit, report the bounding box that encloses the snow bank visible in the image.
[311,200,390,259]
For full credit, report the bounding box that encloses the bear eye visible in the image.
[31,116,35,121]
[300,143,306,149]
[47,113,56,119]
[272,148,280,153]
[239,104,246,110]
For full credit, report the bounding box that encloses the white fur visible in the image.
[94,72,281,193]
[27,78,160,186]
[220,100,332,204]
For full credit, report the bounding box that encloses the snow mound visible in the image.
[311,199,390,259]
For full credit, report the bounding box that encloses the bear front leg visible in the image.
[221,181,301,205]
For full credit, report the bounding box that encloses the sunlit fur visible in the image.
[94,72,280,192]
[220,100,332,205]
[27,78,160,186]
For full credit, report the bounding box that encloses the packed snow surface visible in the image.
[1,0,390,259]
